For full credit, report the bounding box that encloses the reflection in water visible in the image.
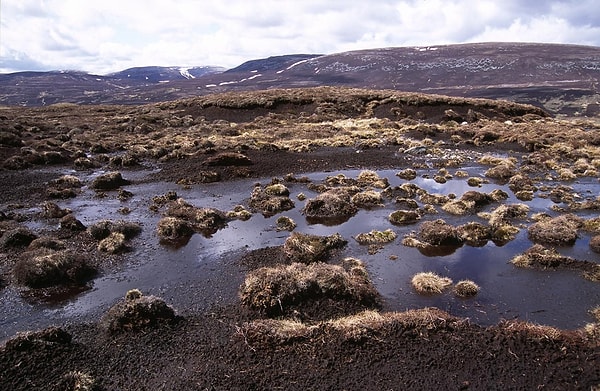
[1,164,599,339]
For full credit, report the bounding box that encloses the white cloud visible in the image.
[1,0,598,74]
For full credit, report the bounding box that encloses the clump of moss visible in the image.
[101,290,178,333]
[4,326,72,352]
[276,216,297,232]
[56,370,99,391]
[283,232,347,263]
[0,227,37,248]
[351,189,383,208]
[28,236,66,251]
[91,171,130,190]
[166,199,229,236]
[590,235,600,253]
[488,203,529,229]
[302,187,358,223]
[454,280,480,297]
[264,183,290,196]
[60,214,86,231]
[442,190,493,216]
[13,250,96,288]
[396,168,417,180]
[356,170,389,189]
[527,214,581,246]
[156,217,195,244]
[411,272,453,294]
[41,201,71,219]
[239,260,379,315]
[226,205,252,221]
[467,177,484,187]
[98,232,127,253]
[485,163,516,180]
[250,184,295,216]
[355,229,397,245]
[417,219,463,246]
[456,222,492,247]
[88,219,142,240]
[389,210,421,225]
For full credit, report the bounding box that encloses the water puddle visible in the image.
[1,162,599,339]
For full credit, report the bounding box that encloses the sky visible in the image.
[1,0,599,75]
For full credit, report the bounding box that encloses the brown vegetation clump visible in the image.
[389,209,421,225]
[411,272,453,294]
[40,201,71,219]
[59,214,87,231]
[283,232,347,263]
[508,173,537,193]
[226,205,252,221]
[454,280,480,297]
[0,227,37,248]
[88,219,142,240]
[485,163,516,180]
[456,222,492,246]
[166,199,229,236]
[356,170,389,189]
[442,190,493,215]
[98,232,127,254]
[156,217,195,243]
[239,260,379,315]
[239,308,463,346]
[487,203,530,229]
[90,171,130,190]
[590,235,600,253]
[417,219,463,246]
[396,168,417,180]
[249,185,295,216]
[3,326,72,352]
[355,229,397,245]
[28,236,66,251]
[302,187,358,223]
[509,245,599,281]
[275,216,297,232]
[351,189,383,208]
[527,214,582,246]
[56,371,98,391]
[13,250,96,288]
[203,152,252,166]
[101,290,178,333]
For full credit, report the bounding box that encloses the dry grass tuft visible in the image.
[239,261,378,314]
[354,229,397,245]
[411,272,453,294]
[389,209,421,225]
[351,190,383,208]
[356,170,389,189]
[527,214,581,246]
[283,232,347,263]
[500,320,564,341]
[454,280,480,297]
[238,307,463,345]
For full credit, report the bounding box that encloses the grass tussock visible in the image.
[354,229,397,245]
[454,280,480,297]
[411,272,453,294]
[417,219,463,246]
[499,320,564,341]
[283,232,347,263]
[101,290,178,333]
[13,250,96,288]
[527,214,582,246]
[237,308,463,345]
[239,260,378,315]
[302,187,358,222]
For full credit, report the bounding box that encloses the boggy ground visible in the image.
[1,87,599,390]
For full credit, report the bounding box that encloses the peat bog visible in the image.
[1,87,599,390]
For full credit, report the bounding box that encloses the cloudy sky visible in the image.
[1,0,599,75]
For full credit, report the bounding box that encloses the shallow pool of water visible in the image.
[1,164,599,339]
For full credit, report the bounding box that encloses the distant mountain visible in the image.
[0,43,598,116]
[108,66,225,83]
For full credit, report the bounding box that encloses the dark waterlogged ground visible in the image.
[2,151,598,340]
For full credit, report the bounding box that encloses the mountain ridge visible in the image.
[1,42,598,116]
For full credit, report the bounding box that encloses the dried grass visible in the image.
[411,272,453,294]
